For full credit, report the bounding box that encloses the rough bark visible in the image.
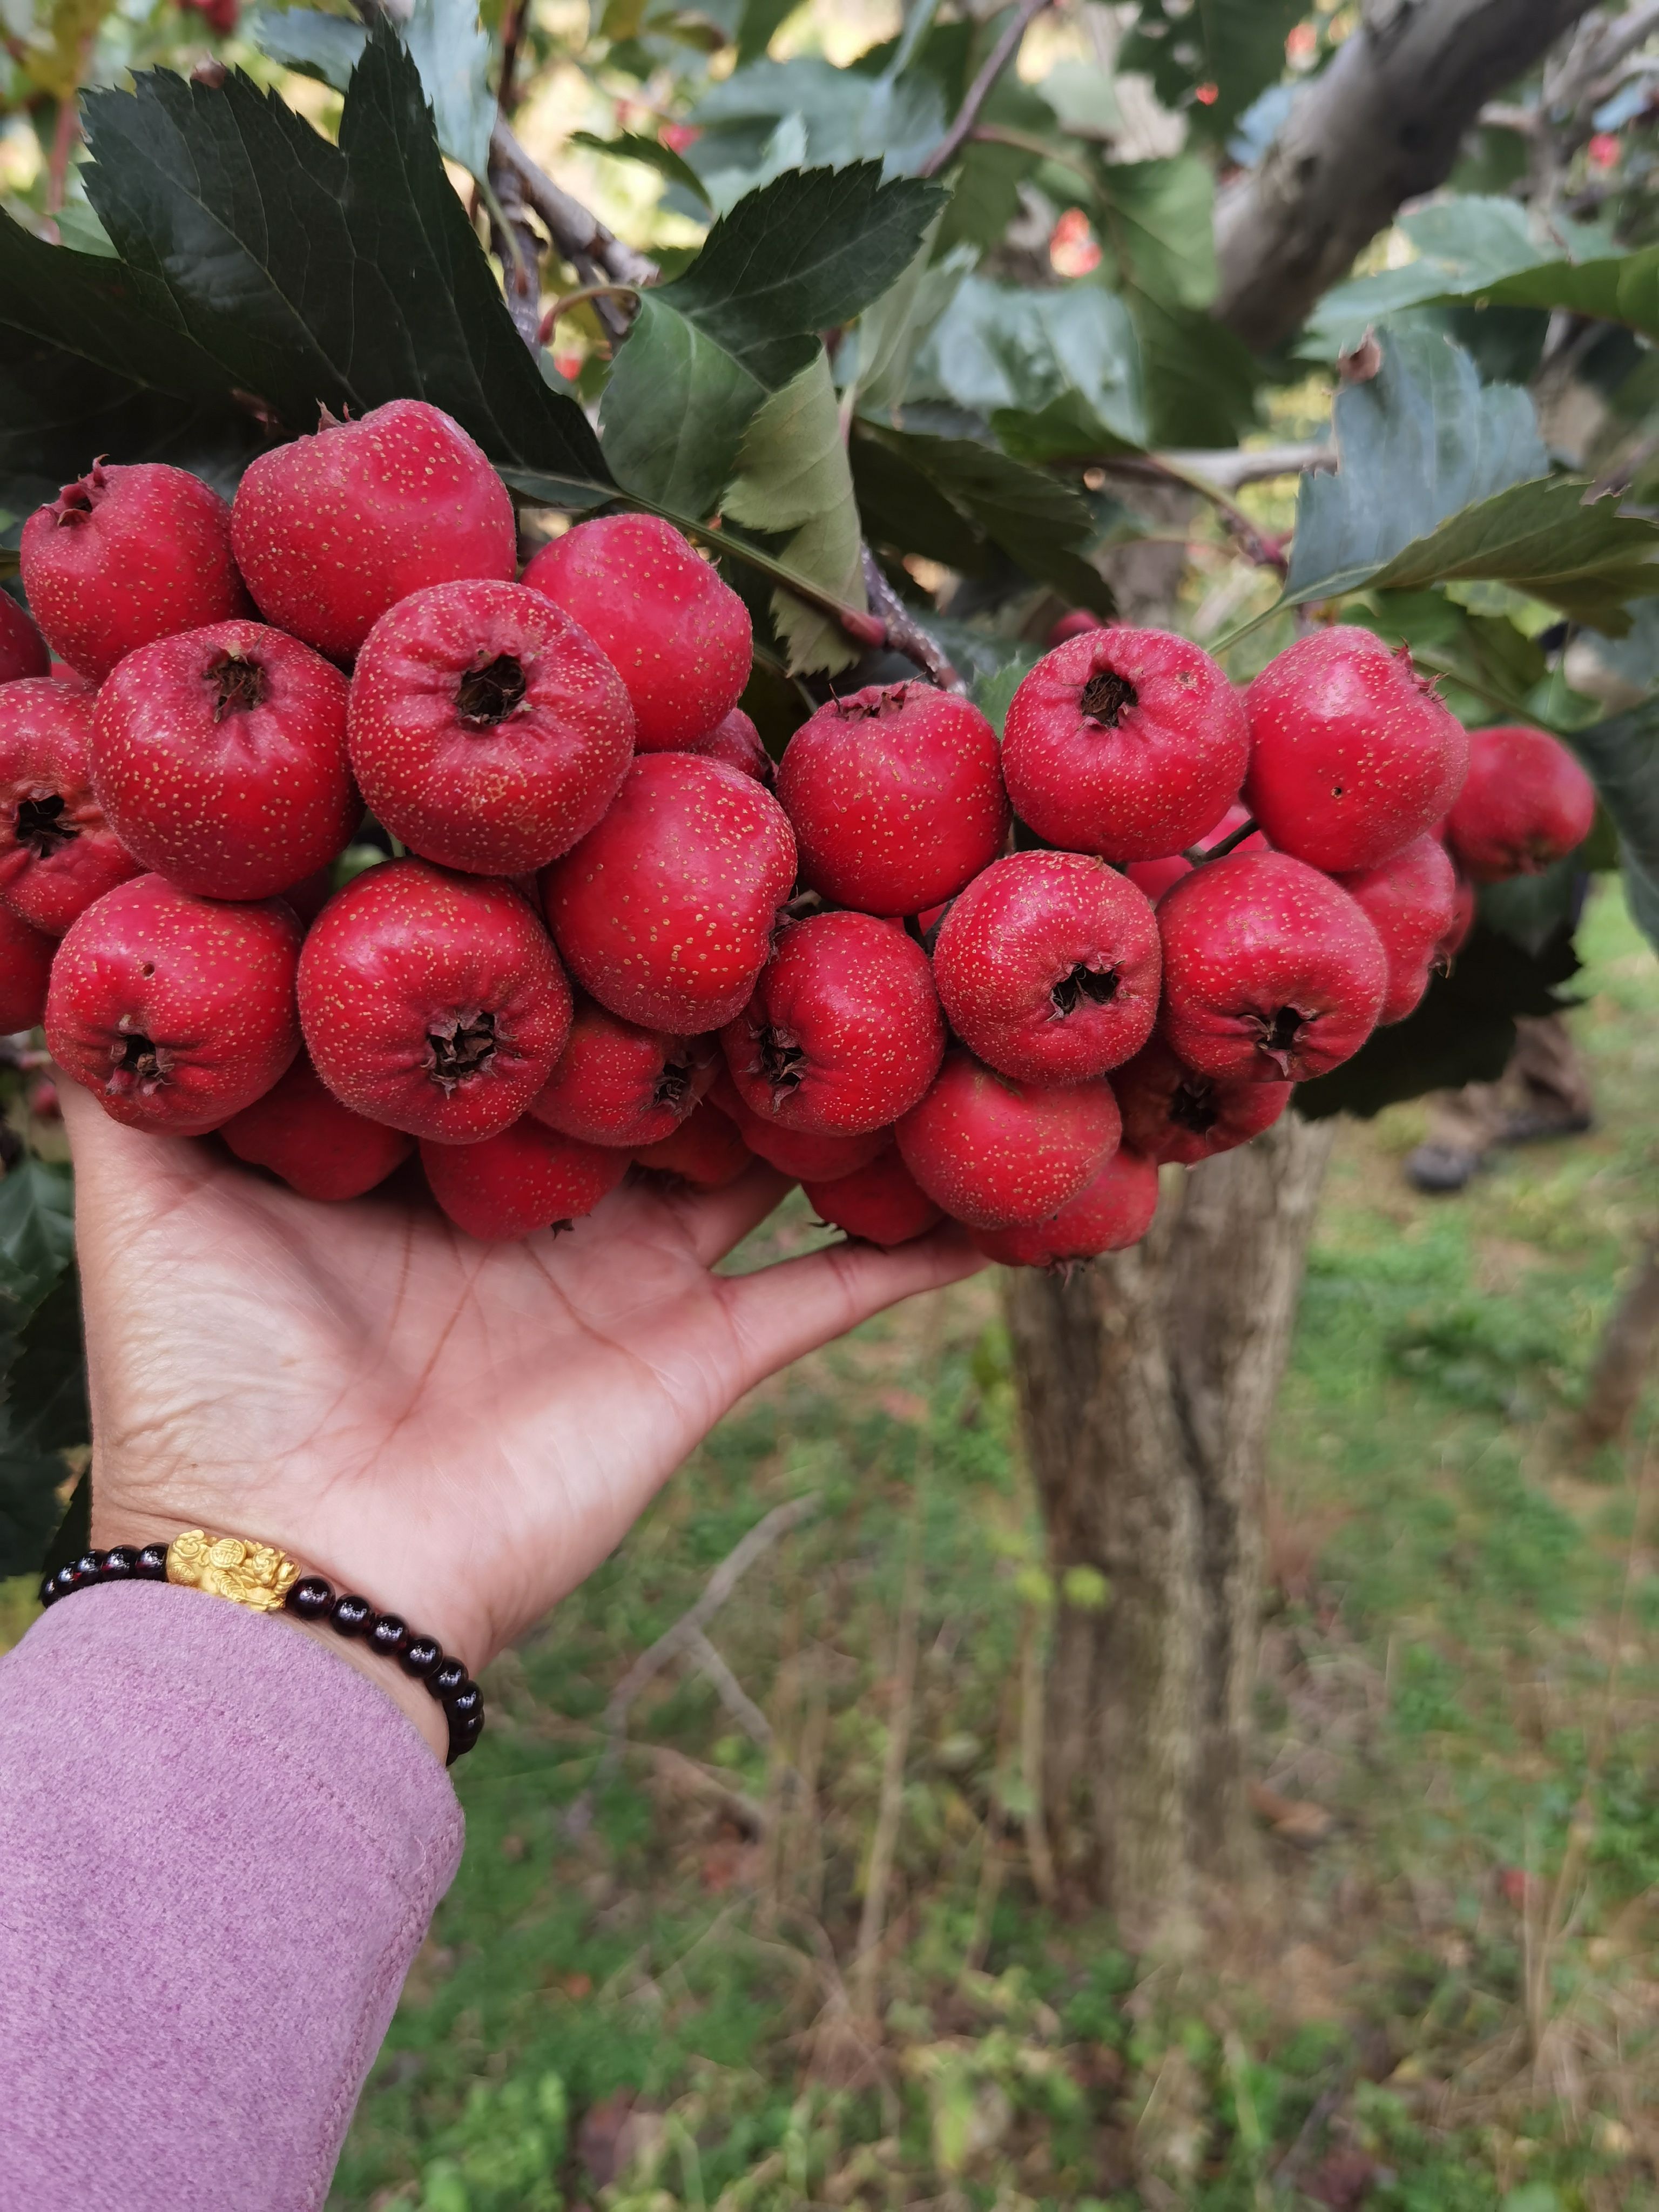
[1214,0,1599,354]
[1003,1114,1336,1935]
[1581,1233,1659,1446]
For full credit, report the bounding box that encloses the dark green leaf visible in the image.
[39,1468,90,1582]
[0,1444,69,1581]
[910,276,1145,448]
[80,32,611,498]
[1359,481,1659,630]
[689,59,947,184]
[1119,0,1303,135]
[570,128,713,207]
[1129,292,1259,449]
[1295,922,1579,1120]
[5,1270,88,1457]
[1095,156,1216,311]
[735,0,798,65]
[1282,322,1547,607]
[0,1161,74,1324]
[1564,697,1659,954]
[246,0,494,178]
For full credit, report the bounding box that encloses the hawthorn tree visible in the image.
[4,0,1659,1934]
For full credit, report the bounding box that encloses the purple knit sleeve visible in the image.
[0,1581,464,2211]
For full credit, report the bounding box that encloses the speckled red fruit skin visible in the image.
[633,1098,754,1188]
[672,706,773,784]
[1157,852,1387,1083]
[22,463,251,685]
[774,683,1008,917]
[1123,804,1264,903]
[721,912,945,1136]
[1444,723,1596,882]
[932,851,1160,1085]
[803,1148,942,1247]
[1046,608,1103,650]
[894,1049,1121,1231]
[347,579,633,875]
[231,401,516,662]
[0,903,53,1031]
[0,677,141,935]
[710,1068,887,1182]
[1439,871,1476,964]
[0,595,49,684]
[1336,832,1458,1026]
[528,994,716,1149]
[542,754,797,1033]
[521,513,750,751]
[220,1050,413,1201]
[972,1147,1159,1269]
[421,1117,626,1242]
[298,861,571,1144]
[92,620,356,901]
[1112,1034,1290,1167]
[45,875,301,1134]
[1001,627,1248,863]
[1244,628,1468,873]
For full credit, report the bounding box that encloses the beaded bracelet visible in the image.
[39,1540,484,1766]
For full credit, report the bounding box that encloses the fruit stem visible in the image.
[1186,815,1259,865]
[538,282,642,349]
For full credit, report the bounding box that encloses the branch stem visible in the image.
[919,0,1052,179]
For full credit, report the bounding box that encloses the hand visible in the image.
[64,1085,982,1731]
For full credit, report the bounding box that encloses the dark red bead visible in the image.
[288,1576,333,1621]
[332,1594,373,1637]
[136,1546,169,1579]
[74,1552,103,1581]
[38,1574,55,1607]
[400,1636,442,1679]
[446,1682,481,1723]
[430,1657,467,1700]
[52,1564,79,1595]
[368,1615,408,1658]
[104,1547,138,1577]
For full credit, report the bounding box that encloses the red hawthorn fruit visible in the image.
[1244,627,1469,872]
[421,1117,626,1242]
[347,579,634,874]
[1444,723,1596,882]
[0,594,50,684]
[298,860,571,1143]
[1112,1035,1291,1166]
[0,676,142,936]
[21,461,251,685]
[45,875,301,1134]
[710,1068,887,1182]
[803,1148,943,1248]
[529,994,716,1148]
[671,706,773,784]
[931,850,1161,1085]
[1001,627,1249,862]
[1336,832,1458,1026]
[28,1077,59,1119]
[1438,871,1477,965]
[220,1051,413,1201]
[1157,851,1387,1083]
[1123,804,1265,904]
[1045,608,1104,650]
[633,1098,755,1188]
[542,754,797,1033]
[230,400,517,662]
[0,902,54,1032]
[972,1147,1160,1270]
[721,912,945,1136]
[521,512,750,751]
[894,1048,1122,1231]
[93,620,356,901]
[774,683,1008,917]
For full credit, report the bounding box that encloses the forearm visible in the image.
[0,1582,463,2211]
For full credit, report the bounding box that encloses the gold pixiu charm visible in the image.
[165,1530,301,1613]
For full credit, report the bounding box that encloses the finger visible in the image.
[57,1077,214,1217]
[666,1159,797,1266]
[716,1222,986,1388]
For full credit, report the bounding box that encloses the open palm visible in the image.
[65,1087,981,1671]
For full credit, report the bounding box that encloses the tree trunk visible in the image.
[1003,1113,1335,1936]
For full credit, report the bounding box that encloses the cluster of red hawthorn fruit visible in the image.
[0,399,1598,1268]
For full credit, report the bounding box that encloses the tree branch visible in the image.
[490,117,657,343]
[919,0,1052,179]
[1214,0,1600,353]
[861,548,963,690]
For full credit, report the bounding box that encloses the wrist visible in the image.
[84,1508,462,1766]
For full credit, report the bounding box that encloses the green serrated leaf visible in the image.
[0,1442,69,1581]
[569,128,713,208]
[1360,481,1659,630]
[1282,323,1547,608]
[1565,698,1659,955]
[724,350,865,673]
[0,1159,74,1323]
[911,275,1146,448]
[1129,291,1259,448]
[970,658,1031,736]
[4,1268,87,1456]
[248,0,494,178]
[1095,155,1216,311]
[77,31,611,497]
[842,227,972,422]
[689,58,948,183]
[1120,0,1303,135]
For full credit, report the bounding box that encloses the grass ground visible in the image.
[323,879,1659,2212]
[6,889,1654,2211]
